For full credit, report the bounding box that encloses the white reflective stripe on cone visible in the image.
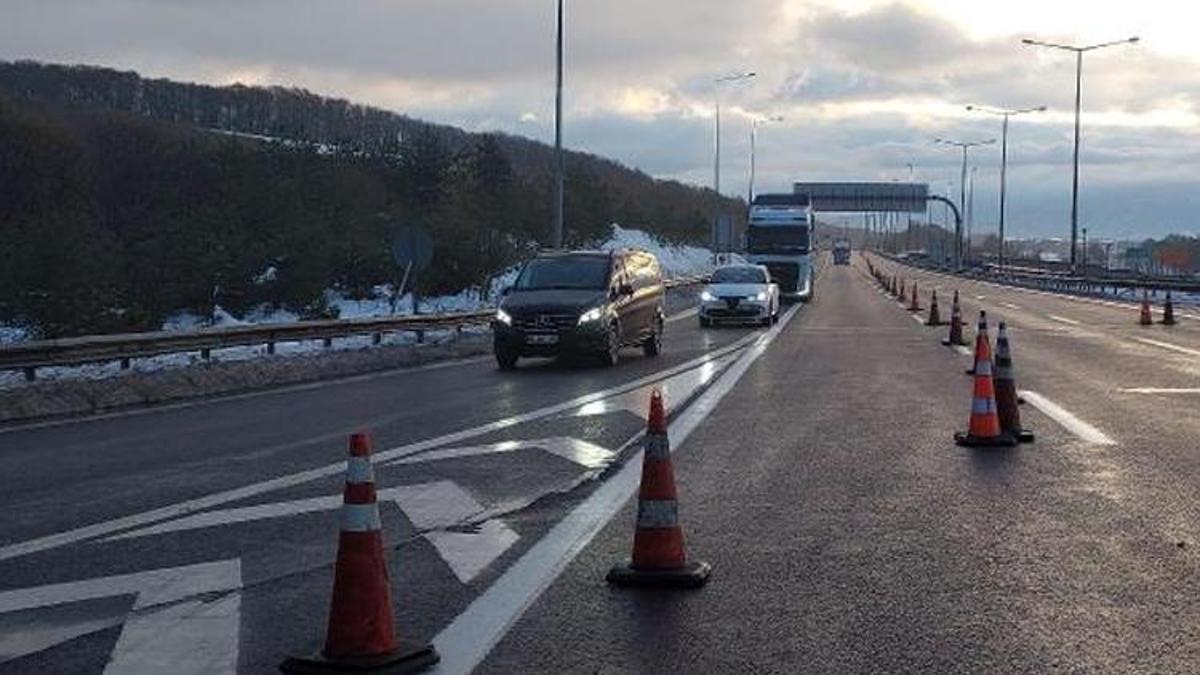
[971,398,997,415]
[975,359,993,376]
[644,435,670,461]
[345,456,375,484]
[636,499,679,529]
[340,503,382,532]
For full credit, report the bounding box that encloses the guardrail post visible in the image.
[201,348,211,360]
[416,330,425,344]
[23,367,35,382]
[266,341,275,355]
[323,338,333,349]
[120,357,130,370]
[372,332,382,345]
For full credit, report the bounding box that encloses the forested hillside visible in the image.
[0,61,743,339]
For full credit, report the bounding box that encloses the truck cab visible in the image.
[745,196,816,300]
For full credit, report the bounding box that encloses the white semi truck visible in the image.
[745,195,815,300]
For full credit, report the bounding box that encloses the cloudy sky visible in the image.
[4,0,1200,239]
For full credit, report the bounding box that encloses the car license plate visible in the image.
[527,334,558,345]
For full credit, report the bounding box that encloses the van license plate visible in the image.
[527,334,558,345]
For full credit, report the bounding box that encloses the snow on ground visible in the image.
[0,224,714,390]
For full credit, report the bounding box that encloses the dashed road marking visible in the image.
[953,344,973,356]
[1047,314,1081,326]
[1019,390,1116,445]
[1132,337,1200,358]
[911,314,926,325]
[1001,302,1022,310]
[1119,387,1200,394]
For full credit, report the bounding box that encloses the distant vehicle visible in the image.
[833,239,852,265]
[698,264,780,327]
[746,196,815,300]
[492,249,665,369]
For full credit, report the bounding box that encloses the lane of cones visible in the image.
[281,433,438,674]
[607,390,711,589]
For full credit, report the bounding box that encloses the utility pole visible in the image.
[1022,35,1139,270]
[712,72,755,258]
[551,0,564,249]
[935,138,995,270]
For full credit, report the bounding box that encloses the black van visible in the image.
[492,249,665,369]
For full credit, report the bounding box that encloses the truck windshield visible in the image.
[711,267,766,284]
[747,226,810,254]
[514,257,610,290]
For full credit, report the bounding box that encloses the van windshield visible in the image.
[514,256,610,290]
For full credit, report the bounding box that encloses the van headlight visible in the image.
[577,307,604,325]
[495,308,513,326]
[754,291,768,302]
[700,290,716,302]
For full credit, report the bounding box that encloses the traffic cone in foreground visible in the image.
[909,282,922,311]
[1140,290,1153,326]
[994,322,1034,443]
[607,390,711,589]
[955,312,1017,448]
[927,290,945,326]
[1163,292,1177,326]
[281,433,438,674]
[941,290,969,347]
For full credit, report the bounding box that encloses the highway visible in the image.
[4,254,1200,673]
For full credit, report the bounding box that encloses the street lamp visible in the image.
[712,71,756,257]
[966,104,1046,270]
[748,115,783,204]
[551,0,565,249]
[1022,35,1139,270]
[934,137,995,269]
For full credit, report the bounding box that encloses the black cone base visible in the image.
[954,431,1018,448]
[1013,428,1035,443]
[606,560,711,589]
[942,337,970,347]
[280,641,438,674]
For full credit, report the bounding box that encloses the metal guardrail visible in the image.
[1,277,707,381]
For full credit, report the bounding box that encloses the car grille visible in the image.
[510,313,577,332]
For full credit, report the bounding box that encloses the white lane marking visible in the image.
[394,482,519,584]
[953,345,972,356]
[0,559,242,671]
[105,593,241,675]
[2,306,704,435]
[1019,390,1116,445]
[665,307,698,323]
[911,314,926,325]
[428,303,802,675]
[1002,302,1022,310]
[1132,337,1200,358]
[572,352,736,420]
[1047,314,1082,326]
[975,295,987,300]
[390,437,615,470]
[1119,387,1200,394]
[0,333,760,563]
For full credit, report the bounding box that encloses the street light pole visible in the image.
[935,137,995,270]
[551,0,564,249]
[1022,35,1139,270]
[748,115,783,205]
[712,72,756,257]
[966,104,1046,270]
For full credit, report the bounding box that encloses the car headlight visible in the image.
[700,290,716,302]
[577,307,604,325]
[495,308,512,326]
[754,291,768,302]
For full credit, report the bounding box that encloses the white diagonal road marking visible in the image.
[1019,390,1116,445]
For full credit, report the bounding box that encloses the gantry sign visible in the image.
[791,182,930,213]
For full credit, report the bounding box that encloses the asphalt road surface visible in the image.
[6,253,1200,673]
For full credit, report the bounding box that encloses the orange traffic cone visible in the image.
[941,290,969,347]
[955,312,1017,448]
[927,290,945,326]
[607,390,711,588]
[1163,291,1177,326]
[908,282,922,311]
[994,322,1034,443]
[281,433,438,674]
[900,279,907,301]
[1140,290,1153,326]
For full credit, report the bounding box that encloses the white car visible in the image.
[698,264,780,327]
